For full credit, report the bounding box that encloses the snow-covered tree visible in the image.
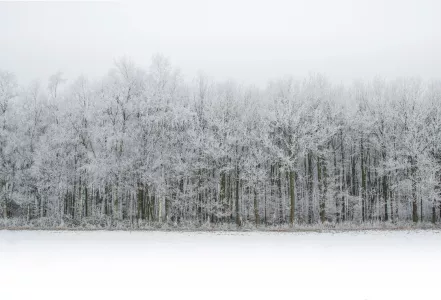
[1,59,440,228]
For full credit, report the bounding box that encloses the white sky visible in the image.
[1,0,440,87]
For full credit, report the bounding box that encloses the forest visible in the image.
[1,55,440,229]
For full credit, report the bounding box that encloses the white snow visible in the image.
[1,230,440,300]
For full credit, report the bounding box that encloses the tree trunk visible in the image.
[254,186,260,226]
[382,151,388,222]
[317,155,325,223]
[308,152,314,224]
[411,156,418,223]
[361,139,366,222]
[235,166,241,227]
[289,169,295,226]
[340,131,346,222]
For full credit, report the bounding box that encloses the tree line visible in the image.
[1,55,440,228]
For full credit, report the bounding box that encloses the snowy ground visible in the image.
[1,230,440,300]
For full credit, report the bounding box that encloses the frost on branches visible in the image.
[0,56,440,229]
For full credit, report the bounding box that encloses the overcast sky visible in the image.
[1,0,440,87]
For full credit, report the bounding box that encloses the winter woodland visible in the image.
[1,55,440,228]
